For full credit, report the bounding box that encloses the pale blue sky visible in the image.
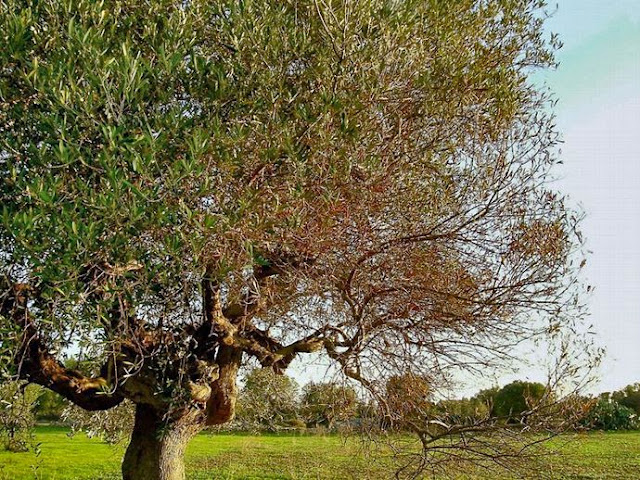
[542,0,640,393]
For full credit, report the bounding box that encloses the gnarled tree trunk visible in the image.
[122,404,203,480]
[122,347,243,479]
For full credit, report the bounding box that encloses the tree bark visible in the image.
[206,346,242,425]
[122,404,203,480]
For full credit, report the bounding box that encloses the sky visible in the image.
[539,0,640,394]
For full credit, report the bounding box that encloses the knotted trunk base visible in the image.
[122,404,203,480]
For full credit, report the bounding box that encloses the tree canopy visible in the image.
[1,1,587,479]
[490,380,547,422]
[611,384,640,416]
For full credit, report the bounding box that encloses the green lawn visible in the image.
[0,427,639,479]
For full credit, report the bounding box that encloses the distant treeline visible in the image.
[2,371,639,451]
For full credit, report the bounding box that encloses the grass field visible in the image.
[0,427,639,479]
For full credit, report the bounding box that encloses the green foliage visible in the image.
[0,381,38,452]
[610,383,640,416]
[582,398,638,431]
[475,387,500,406]
[235,369,300,431]
[490,381,547,422]
[34,389,67,422]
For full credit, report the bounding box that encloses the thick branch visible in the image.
[19,338,125,411]
[1,283,124,411]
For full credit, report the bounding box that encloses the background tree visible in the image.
[1,0,590,478]
[475,386,501,407]
[435,396,491,427]
[300,381,358,429]
[34,389,67,423]
[490,381,547,423]
[384,374,433,430]
[611,384,640,416]
[235,368,299,431]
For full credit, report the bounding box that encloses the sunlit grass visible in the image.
[0,427,638,479]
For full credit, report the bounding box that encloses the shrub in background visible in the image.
[582,398,637,431]
[0,381,39,452]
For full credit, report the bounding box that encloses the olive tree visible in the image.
[235,368,299,431]
[1,0,588,479]
[300,381,358,429]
